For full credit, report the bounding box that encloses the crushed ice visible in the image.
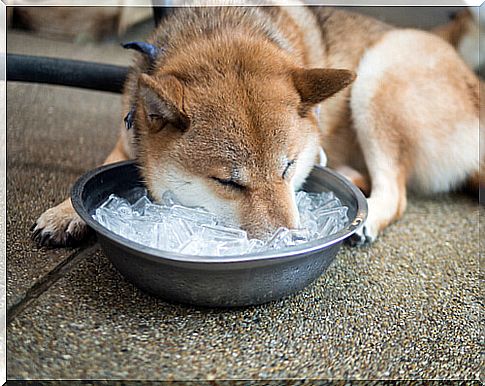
[93,188,349,256]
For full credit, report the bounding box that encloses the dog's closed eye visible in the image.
[146,114,166,130]
[148,114,163,121]
[283,159,297,179]
[211,177,246,191]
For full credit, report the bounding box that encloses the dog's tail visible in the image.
[432,9,482,72]
[465,79,485,204]
[432,9,472,49]
[478,81,485,203]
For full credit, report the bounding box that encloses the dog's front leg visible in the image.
[348,134,408,246]
[32,135,131,247]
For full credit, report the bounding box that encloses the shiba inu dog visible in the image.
[32,5,483,247]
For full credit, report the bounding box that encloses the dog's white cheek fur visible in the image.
[291,133,320,192]
[289,132,320,228]
[149,163,240,226]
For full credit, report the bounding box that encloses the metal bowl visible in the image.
[71,160,367,307]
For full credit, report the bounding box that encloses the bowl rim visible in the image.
[71,160,367,264]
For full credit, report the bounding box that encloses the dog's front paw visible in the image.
[347,223,377,247]
[32,200,89,247]
[347,196,387,247]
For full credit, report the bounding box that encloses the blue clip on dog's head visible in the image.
[122,41,160,63]
[124,106,136,131]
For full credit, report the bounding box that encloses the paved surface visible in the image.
[7,8,482,381]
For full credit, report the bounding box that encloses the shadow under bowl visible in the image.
[71,160,367,307]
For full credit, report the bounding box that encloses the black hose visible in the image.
[7,53,129,94]
[153,6,169,27]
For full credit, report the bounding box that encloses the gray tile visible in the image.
[7,82,121,305]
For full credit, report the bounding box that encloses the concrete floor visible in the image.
[6,8,482,381]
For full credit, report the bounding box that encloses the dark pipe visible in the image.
[153,6,169,26]
[7,54,129,94]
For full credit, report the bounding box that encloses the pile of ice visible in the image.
[93,187,349,256]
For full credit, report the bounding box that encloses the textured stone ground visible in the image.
[6,8,482,381]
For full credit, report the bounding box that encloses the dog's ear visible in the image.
[292,68,356,115]
[138,73,189,133]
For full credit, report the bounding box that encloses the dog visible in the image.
[32,5,483,247]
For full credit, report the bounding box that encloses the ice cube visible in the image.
[306,219,319,238]
[290,228,311,245]
[299,205,320,236]
[126,186,148,204]
[216,239,251,255]
[317,216,337,238]
[319,198,342,210]
[247,239,265,253]
[160,190,180,207]
[93,207,110,227]
[172,217,202,237]
[179,237,221,256]
[178,237,204,255]
[314,206,348,225]
[144,203,171,220]
[100,194,129,212]
[157,217,199,251]
[296,191,313,212]
[307,191,337,210]
[118,204,132,217]
[131,196,151,216]
[126,218,161,247]
[179,234,250,256]
[266,227,294,249]
[170,205,217,226]
[94,207,131,236]
[319,191,336,203]
[299,208,317,226]
[200,224,247,242]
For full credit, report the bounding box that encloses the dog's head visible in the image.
[134,41,354,238]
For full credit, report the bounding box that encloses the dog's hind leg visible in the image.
[348,29,481,245]
[334,165,371,197]
[32,134,132,247]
